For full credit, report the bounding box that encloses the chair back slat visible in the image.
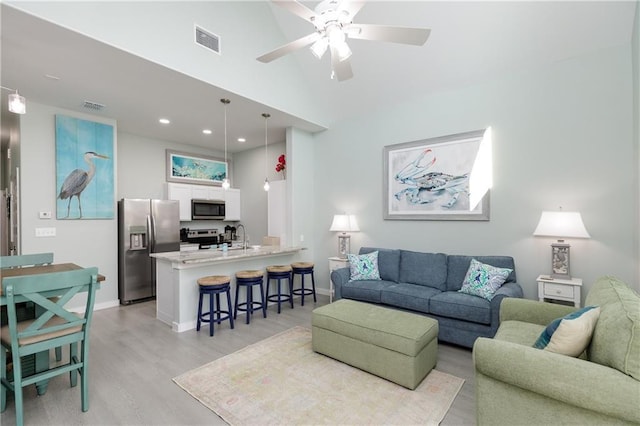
[3,267,98,346]
[0,252,54,269]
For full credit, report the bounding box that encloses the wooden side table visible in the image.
[536,275,582,307]
[328,257,350,303]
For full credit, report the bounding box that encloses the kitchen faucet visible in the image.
[236,224,247,249]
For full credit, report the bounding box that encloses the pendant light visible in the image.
[262,113,271,191]
[220,98,231,190]
[1,86,26,114]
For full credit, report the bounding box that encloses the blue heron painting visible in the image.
[55,115,114,219]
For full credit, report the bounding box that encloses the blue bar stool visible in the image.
[196,275,234,336]
[265,265,294,314]
[291,262,316,306]
[234,270,267,324]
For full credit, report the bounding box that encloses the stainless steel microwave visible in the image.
[191,199,225,220]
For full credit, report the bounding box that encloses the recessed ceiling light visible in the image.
[237,137,246,143]
[44,74,60,80]
[202,129,212,135]
[159,118,170,124]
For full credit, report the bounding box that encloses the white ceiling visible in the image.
[1,1,636,153]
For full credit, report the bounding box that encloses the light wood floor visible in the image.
[1,295,476,425]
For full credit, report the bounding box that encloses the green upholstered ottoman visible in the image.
[312,299,438,390]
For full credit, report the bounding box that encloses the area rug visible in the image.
[173,326,464,425]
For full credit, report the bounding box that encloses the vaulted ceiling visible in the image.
[1,1,636,152]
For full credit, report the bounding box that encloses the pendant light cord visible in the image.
[220,98,230,189]
[262,113,271,191]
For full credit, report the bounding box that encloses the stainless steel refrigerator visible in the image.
[118,199,180,304]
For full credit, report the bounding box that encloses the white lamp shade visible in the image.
[329,214,360,232]
[533,211,590,238]
[8,92,26,114]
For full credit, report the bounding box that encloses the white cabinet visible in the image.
[166,183,192,221]
[328,257,350,303]
[190,186,208,200]
[224,188,241,221]
[537,275,582,307]
[191,186,224,201]
[166,183,241,222]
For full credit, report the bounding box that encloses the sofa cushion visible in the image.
[585,276,640,381]
[533,305,600,357]
[429,291,491,324]
[458,259,513,300]
[446,255,516,291]
[360,247,401,282]
[341,280,396,304]
[380,283,441,314]
[347,251,381,281]
[398,250,448,291]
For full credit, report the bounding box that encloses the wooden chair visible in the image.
[0,253,54,269]
[0,267,99,426]
[0,253,62,362]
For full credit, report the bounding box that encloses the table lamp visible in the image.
[329,214,359,259]
[533,211,590,279]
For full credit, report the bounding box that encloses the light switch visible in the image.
[39,211,52,219]
[35,227,56,237]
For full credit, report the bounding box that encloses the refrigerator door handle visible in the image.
[147,214,156,253]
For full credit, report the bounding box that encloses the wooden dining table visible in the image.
[0,263,105,394]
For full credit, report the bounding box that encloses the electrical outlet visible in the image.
[35,227,56,237]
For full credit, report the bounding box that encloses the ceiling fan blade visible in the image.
[347,24,430,46]
[330,45,354,81]
[272,0,317,24]
[257,32,322,63]
[338,0,366,20]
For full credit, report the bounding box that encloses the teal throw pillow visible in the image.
[347,251,381,281]
[533,305,600,357]
[458,259,512,300]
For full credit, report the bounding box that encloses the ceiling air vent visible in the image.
[195,25,220,54]
[83,100,105,111]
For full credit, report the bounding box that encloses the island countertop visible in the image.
[151,245,305,269]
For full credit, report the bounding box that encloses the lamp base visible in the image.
[337,234,351,259]
[550,241,571,280]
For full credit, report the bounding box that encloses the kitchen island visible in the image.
[151,246,305,332]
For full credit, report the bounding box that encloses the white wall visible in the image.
[8,1,330,128]
[311,43,638,302]
[633,0,640,283]
[233,140,286,245]
[20,102,119,309]
[117,132,225,201]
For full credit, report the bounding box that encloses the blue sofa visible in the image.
[331,247,523,348]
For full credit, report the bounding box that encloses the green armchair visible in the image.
[473,276,640,425]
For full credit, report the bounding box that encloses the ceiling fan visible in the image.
[257,0,431,81]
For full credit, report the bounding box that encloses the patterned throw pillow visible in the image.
[533,306,601,357]
[347,251,381,281]
[458,259,513,300]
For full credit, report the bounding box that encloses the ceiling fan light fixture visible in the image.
[310,37,329,59]
[335,41,352,62]
[327,25,345,46]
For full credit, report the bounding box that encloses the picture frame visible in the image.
[166,150,227,186]
[55,115,115,220]
[383,129,490,221]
